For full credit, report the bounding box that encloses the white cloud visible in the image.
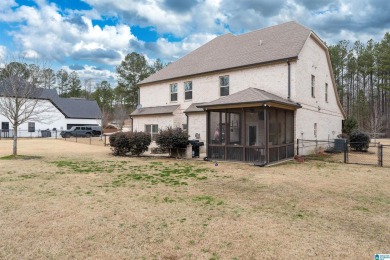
[0,1,138,65]
[63,64,117,87]
[82,0,227,37]
[152,33,217,60]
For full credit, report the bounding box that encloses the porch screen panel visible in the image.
[278,110,286,144]
[245,108,265,146]
[286,111,294,144]
[228,112,241,145]
[210,112,225,144]
[269,108,278,145]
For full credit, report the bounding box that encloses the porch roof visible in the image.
[130,104,179,116]
[197,88,301,110]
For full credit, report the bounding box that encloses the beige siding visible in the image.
[132,115,174,133]
[295,36,344,142]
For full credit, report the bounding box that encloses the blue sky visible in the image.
[0,0,389,86]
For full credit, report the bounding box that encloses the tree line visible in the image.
[328,33,390,136]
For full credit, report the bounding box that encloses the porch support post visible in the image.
[206,110,210,158]
[224,110,227,161]
[265,106,269,164]
[242,108,246,161]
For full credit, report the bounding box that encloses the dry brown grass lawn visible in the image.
[0,139,390,259]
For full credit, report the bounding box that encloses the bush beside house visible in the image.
[109,131,151,156]
[156,127,189,157]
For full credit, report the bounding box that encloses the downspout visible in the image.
[287,60,291,100]
[185,113,189,136]
[130,117,133,132]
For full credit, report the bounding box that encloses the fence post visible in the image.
[104,135,107,146]
[296,139,299,155]
[378,145,383,167]
[344,141,348,164]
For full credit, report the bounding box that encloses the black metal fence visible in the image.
[297,139,390,167]
[0,129,59,139]
[379,145,390,167]
[0,129,109,146]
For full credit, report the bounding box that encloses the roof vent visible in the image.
[259,40,263,46]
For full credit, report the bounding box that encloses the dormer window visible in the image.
[220,75,229,96]
[170,83,178,102]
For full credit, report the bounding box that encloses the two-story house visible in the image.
[131,21,345,164]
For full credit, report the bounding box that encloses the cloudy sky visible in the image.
[0,0,389,86]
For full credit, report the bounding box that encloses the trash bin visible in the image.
[188,140,204,158]
[41,130,52,138]
[334,138,346,152]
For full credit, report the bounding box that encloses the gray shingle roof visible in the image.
[140,21,311,85]
[197,88,301,108]
[184,103,205,113]
[52,97,102,119]
[131,105,179,116]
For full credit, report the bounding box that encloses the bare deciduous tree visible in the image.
[0,61,55,155]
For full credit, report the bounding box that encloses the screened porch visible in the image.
[206,107,295,164]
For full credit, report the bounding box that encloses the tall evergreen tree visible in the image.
[116,52,151,110]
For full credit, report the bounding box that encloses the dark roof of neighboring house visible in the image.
[140,21,312,85]
[52,97,101,119]
[0,86,101,119]
[184,103,206,113]
[130,105,179,116]
[197,88,301,109]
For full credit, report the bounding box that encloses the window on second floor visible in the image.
[170,83,178,102]
[184,81,192,100]
[220,75,229,96]
[325,83,328,102]
[311,75,315,98]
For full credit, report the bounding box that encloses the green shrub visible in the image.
[128,131,151,156]
[156,127,188,156]
[110,132,131,156]
[110,131,151,156]
[349,130,370,151]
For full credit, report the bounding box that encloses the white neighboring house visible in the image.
[0,88,102,138]
[131,21,345,164]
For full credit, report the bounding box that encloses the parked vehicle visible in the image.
[60,126,102,138]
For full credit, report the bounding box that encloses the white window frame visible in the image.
[145,124,158,141]
[170,83,178,102]
[220,75,229,96]
[184,81,192,100]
